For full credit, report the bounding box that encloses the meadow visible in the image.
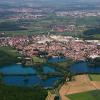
[0,46,21,66]
[89,74,100,81]
[67,90,100,100]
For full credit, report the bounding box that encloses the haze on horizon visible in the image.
[1,0,100,4]
[0,0,100,8]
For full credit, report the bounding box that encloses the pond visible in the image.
[43,66,56,74]
[0,64,36,74]
[0,64,59,88]
[0,57,67,88]
[70,61,100,74]
[48,57,67,63]
[3,76,60,88]
[0,58,100,88]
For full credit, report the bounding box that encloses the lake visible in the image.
[0,58,100,88]
[0,64,59,88]
[48,57,66,63]
[3,76,60,88]
[70,61,100,74]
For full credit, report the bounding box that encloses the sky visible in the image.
[0,0,100,3]
[0,0,100,7]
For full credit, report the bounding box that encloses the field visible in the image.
[59,75,100,100]
[0,15,100,39]
[32,56,46,63]
[89,74,100,81]
[67,90,100,100]
[0,46,20,56]
[0,46,21,66]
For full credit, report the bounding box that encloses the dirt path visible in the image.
[46,92,56,100]
[59,83,70,100]
[59,75,100,100]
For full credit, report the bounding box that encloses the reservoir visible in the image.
[0,58,100,88]
[0,64,60,88]
[70,62,100,74]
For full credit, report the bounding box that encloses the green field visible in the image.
[32,56,46,63]
[67,90,100,100]
[0,46,21,66]
[89,74,100,81]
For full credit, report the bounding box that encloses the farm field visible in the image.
[59,75,100,100]
[67,90,100,100]
[0,16,100,39]
[0,46,21,66]
[89,74,100,81]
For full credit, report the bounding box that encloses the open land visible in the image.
[0,5,100,39]
[59,75,100,100]
[67,90,100,100]
[89,74,100,81]
[0,4,100,100]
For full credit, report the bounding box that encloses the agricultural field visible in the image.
[0,46,21,66]
[67,90,100,100]
[89,74,100,81]
[0,15,99,39]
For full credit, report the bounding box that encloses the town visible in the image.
[0,1,100,100]
[2,7,100,20]
[0,35,99,61]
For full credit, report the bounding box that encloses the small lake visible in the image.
[0,64,59,88]
[48,57,66,63]
[0,58,100,88]
[0,64,36,74]
[70,62,100,74]
[0,64,56,75]
[3,76,60,88]
[0,57,66,88]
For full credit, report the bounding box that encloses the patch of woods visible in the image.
[0,21,28,31]
[82,28,100,39]
[83,28,100,36]
[0,84,47,100]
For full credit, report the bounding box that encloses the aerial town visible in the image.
[0,1,100,100]
[1,6,100,20]
[56,10,100,17]
[0,35,100,60]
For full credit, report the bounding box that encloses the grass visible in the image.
[88,74,100,81]
[0,46,20,56]
[32,56,46,63]
[67,90,100,100]
[0,46,21,66]
[93,34,100,39]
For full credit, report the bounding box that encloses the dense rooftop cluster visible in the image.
[0,35,99,60]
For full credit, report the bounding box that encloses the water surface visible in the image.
[3,76,60,88]
[70,62,100,74]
